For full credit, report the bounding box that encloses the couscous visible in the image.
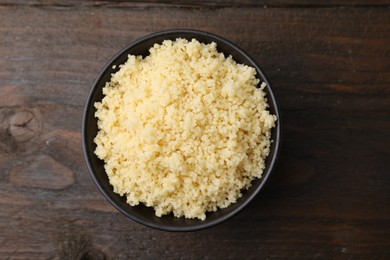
[94,38,276,220]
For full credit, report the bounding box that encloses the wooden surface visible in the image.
[1,0,390,259]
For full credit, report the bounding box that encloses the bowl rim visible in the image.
[82,29,281,232]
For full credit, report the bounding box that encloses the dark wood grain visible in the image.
[0,2,389,259]
[1,0,390,7]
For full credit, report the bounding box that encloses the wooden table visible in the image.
[1,0,389,259]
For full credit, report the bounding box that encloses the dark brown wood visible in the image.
[0,1,389,259]
[1,0,390,7]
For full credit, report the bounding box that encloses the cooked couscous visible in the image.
[94,38,276,220]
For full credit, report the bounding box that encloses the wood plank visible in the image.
[0,4,389,259]
[0,0,390,7]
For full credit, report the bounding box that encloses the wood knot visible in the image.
[9,110,41,142]
[0,107,42,154]
[79,249,108,260]
[57,232,111,260]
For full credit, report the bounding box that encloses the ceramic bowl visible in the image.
[82,29,281,231]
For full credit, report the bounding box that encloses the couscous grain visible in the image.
[94,38,276,220]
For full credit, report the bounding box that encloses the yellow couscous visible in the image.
[94,38,276,220]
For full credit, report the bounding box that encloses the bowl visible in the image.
[82,29,281,231]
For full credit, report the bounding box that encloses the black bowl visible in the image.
[82,29,281,231]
